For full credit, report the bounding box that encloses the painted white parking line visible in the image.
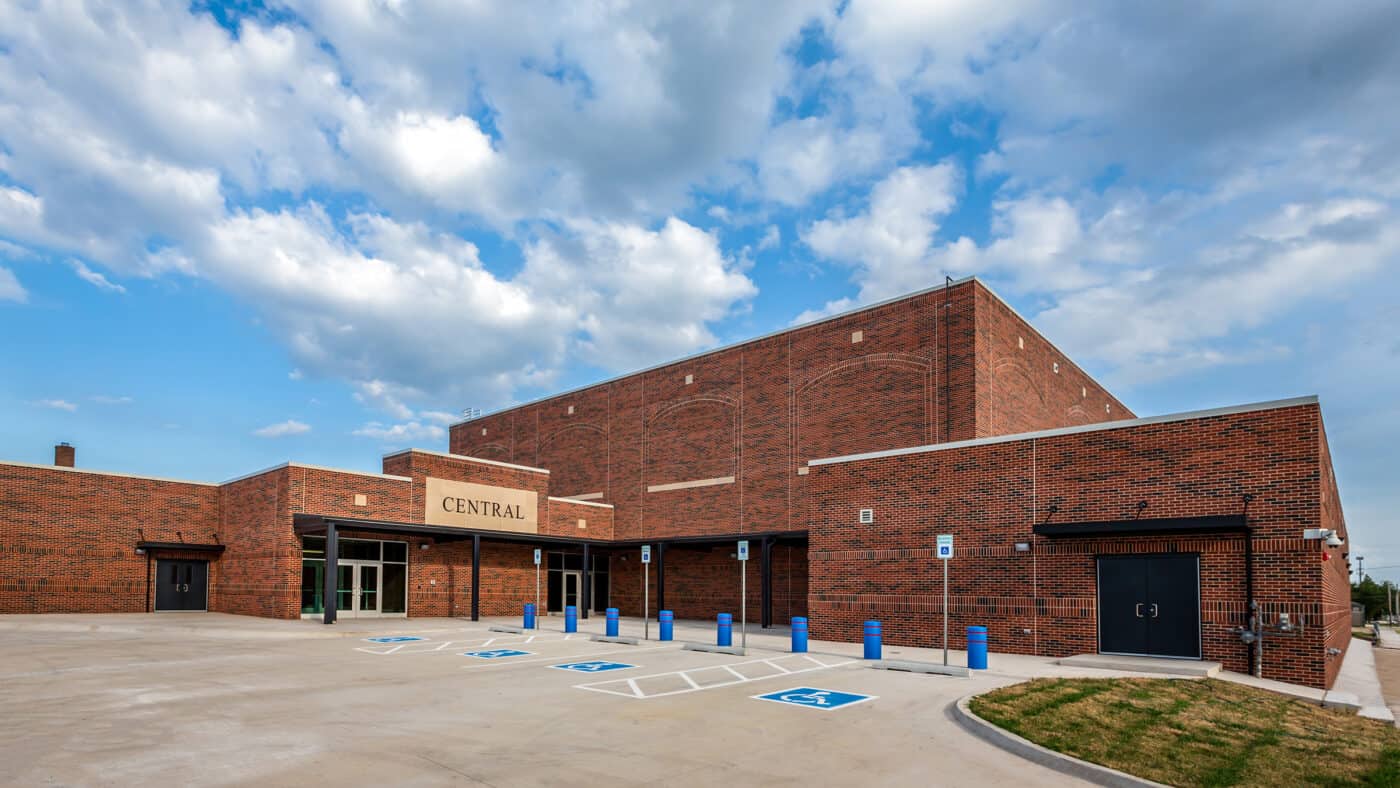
[573,654,855,699]
[460,644,672,670]
[355,632,576,656]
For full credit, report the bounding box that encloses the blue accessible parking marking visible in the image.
[551,660,636,673]
[463,649,533,659]
[752,687,876,711]
[365,636,425,643]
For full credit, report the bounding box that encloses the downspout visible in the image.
[145,551,152,613]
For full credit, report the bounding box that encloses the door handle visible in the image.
[1135,603,1144,618]
[1150,604,1159,618]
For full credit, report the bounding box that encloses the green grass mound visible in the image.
[970,677,1400,787]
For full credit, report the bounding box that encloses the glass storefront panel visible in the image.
[338,539,381,561]
[336,564,355,612]
[382,563,407,614]
[302,536,326,558]
[383,541,408,563]
[301,560,324,614]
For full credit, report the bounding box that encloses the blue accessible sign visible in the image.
[551,661,636,673]
[752,687,876,711]
[463,649,532,659]
[365,636,425,643]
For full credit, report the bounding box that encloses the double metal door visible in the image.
[1097,554,1200,659]
[155,559,209,611]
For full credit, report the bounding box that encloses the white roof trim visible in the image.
[450,275,979,428]
[809,395,1320,467]
[221,462,412,486]
[548,496,615,509]
[0,460,218,487]
[382,448,550,475]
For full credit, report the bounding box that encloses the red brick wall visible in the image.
[546,498,614,541]
[0,463,220,613]
[974,283,1133,436]
[807,401,1340,689]
[1317,416,1352,687]
[451,282,986,538]
[216,466,295,618]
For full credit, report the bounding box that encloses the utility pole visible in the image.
[1357,556,1366,585]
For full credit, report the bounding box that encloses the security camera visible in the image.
[1326,533,1344,548]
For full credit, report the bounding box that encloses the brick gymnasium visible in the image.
[0,278,1352,689]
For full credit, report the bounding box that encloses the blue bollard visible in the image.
[564,605,577,633]
[524,603,535,630]
[967,625,988,670]
[791,616,808,653]
[606,607,620,637]
[717,612,733,647]
[659,610,674,641]
[863,620,882,660]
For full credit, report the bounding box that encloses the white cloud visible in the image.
[352,421,446,444]
[34,399,77,411]
[757,117,887,205]
[799,163,963,317]
[419,410,461,426]
[521,217,757,370]
[758,225,781,251]
[68,260,126,294]
[90,395,134,405]
[253,420,312,438]
[0,266,25,303]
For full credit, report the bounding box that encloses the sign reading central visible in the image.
[424,477,538,534]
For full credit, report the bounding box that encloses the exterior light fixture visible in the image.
[134,547,146,555]
[420,543,430,551]
[1014,542,1031,553]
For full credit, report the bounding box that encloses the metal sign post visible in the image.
[937,534,954,665]
[533,548,542,630]
[738,540,750,650]
[642,545,652,640]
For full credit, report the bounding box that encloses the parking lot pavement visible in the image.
[0,614,1090,786]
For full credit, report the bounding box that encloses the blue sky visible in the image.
[1,1,1398,577]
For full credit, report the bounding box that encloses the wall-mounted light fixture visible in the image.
[135,547,146,555]
[1303,528,1344,547]
[1014,542,1031,553]
[420,543,430,551]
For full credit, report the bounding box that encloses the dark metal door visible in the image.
[155,560,209,611]
[1097,556,1149,655]
[1146,555,1200,658]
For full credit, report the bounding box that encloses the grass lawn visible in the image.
[970,678,1400,787]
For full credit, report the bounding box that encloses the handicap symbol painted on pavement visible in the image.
[365,636,426,643]
[752,687,876,711]
[551,661,636,673]
[463,649,533,659]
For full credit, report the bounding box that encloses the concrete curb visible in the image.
[949,694,1169,788]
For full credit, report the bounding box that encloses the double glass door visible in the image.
[337,561,380,617]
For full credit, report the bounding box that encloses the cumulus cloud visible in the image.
[521,217,757,370]
[253,420,312,438]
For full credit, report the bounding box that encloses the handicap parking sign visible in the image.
[365,636,425,643]
[463,649,533,659]
[752,687,876,711]
[551,660,636,673]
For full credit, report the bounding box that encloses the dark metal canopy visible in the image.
[136,541,226,553]
[1032,514,1246,538]
[296,512,807,630]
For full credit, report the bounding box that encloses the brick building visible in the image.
[0,277,1351,688]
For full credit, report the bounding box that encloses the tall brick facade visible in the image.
[0,277,1349,689]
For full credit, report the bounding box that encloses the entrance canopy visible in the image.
[1032,514,1246,538]
[294,513,806,627]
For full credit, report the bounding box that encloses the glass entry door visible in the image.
[337,561,382,618]
[562,571,582,611]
